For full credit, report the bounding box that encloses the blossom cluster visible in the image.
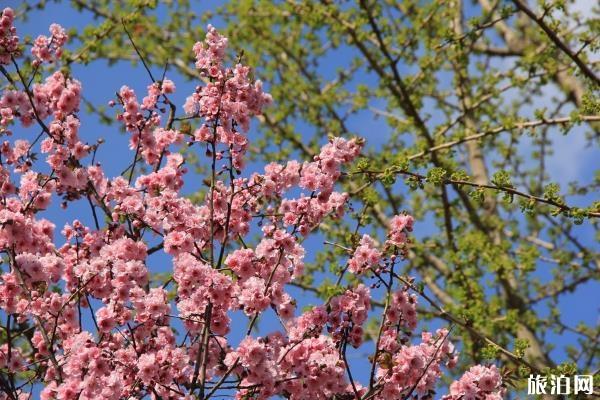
[0,12,507,400]
[0,7,19,64]
[327,284,371,347]
[443,365,506,400]
[386,286,419,330]
[184,24,272,169]
[349,234,381,274]
[387,213,414,253]
[31,23,68,64]
[375,329,457,398]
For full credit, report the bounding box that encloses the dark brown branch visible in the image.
[511,0,600,85]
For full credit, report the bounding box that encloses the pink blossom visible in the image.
[349,234,381,274]
[443,365,506,399]
[0,8,19,64]
[31,23,67,64]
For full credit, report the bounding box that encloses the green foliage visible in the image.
[514,338,530,359]
[481,344,500,360]
[426,167,447,184]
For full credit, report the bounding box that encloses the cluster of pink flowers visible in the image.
[142,79,175,110]
[174,253,233,335]
[115,84,166,166]
[287,305,328,341]
[1,70,81,133]
[327,284,371,347]
[443,365,506,400]
[0,14,507,400]
[0,343,25,372]
[36,71,81,119]
[261,160,300,196]
[112,79,178,167]
[279,335,352,399]
[31,23,67,64]
[0,7,19,64]
[375,329,458,399]
[0,138,31,175]
[0,90,27,129]
[387,213,414,250]
[300,137,362,193]
[225,227,304,318]
[184,25,272,169]
[225,336,281,397]
[192,24,228,72]
[272,138,361,235]
[387,286,419,330]
[349,234,382,274]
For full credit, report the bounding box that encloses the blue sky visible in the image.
[3,0,599,397]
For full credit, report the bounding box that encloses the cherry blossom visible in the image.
[31,23,68,64]
[0,12,507,400]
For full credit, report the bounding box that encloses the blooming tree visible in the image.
[0,9,511,399]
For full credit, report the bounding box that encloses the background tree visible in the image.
[10,0,600,394]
